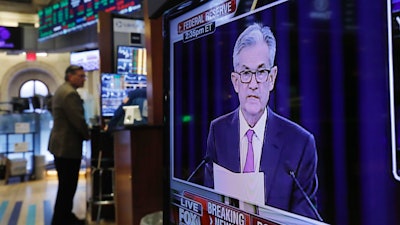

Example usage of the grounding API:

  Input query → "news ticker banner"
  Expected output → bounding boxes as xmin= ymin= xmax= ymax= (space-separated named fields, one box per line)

xmin=169 ymin=0 xmax=237 ymax=43
xmin=171 ymin=191 xmax=280 ymax=225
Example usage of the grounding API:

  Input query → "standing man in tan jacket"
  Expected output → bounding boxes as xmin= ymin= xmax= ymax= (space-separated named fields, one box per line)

xmin=48 ymin=65 xmax=90 ymax=225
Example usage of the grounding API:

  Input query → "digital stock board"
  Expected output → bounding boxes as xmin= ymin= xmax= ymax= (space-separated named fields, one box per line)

xmin=38 ymin=0 xmax=141 ymax=41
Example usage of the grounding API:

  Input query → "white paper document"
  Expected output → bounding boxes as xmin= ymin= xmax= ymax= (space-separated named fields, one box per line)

xmin=213 ymin=163 xmax=265 ymax=207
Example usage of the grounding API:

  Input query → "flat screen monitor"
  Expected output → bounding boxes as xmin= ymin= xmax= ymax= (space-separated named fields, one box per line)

xmin=0 ymin=26 xmax=22 ymax=50
xmin=162 ymin=0 xmax=400 ymax=224
xmin=100 ymin=72 xmax=147 ymax=117
xmin=11 ymin=97 xmax=30 ymax=113
xmin=116 ymin=45 xmax=147 ymax=75
xmin=70 ymin=49 xmax=100 ymax=72
xmin=164 ymin=0 xmax=330 ymax=224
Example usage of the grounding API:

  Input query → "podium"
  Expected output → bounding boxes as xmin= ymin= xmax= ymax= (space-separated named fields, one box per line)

xmin=113 ymin=126 xmax=163 ymax=225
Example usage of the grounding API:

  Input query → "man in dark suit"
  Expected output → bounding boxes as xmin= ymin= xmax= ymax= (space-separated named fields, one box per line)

xmin=204 ymin=23 xmax=319 ymax=220
xmin=48 ymin=65 xmax=90 ymax=225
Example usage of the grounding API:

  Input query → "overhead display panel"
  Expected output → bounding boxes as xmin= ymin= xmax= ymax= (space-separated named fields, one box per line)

xmin=38 ymin=0 xmax=141 ymax=41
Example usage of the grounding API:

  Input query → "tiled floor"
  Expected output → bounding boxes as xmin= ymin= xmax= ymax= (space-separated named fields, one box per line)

xmin=0 ymin=172 xmax=115 ymax=225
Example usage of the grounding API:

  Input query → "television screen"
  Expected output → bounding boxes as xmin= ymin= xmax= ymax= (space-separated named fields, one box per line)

xmin=163 ymin=0 xmax=400 ymax=224
xmin=116 ymin=45 xmax=147 ymax=75
xmin=164 ymin=0 xmax=331 ymax=224
xmin=70 ymin=49 xmax=100 ymax=71
xmin=0 ymin=26 xmax=22 ymax=50
xmin=101 ymin=73 xmax=147 ymax=117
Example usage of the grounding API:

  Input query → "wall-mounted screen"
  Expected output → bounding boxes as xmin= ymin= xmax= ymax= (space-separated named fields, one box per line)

xmin=165 ymin=0 xmax=325 ymax=223
xmin=70 ymin=49 xmax=100 ymax=71
xmin=0 ymin=26 xmax=22 ymax=50
xmin=116 ymin=45 xmax=147 ymax=74
xmin=164 ymin=0 xmax=332 ymax=224
xmin=163 ymin=0 xmax=400 ymax=224
xmin=38 ymin=0 xmax=142 ymax=41
xmin=101 ymin=73 xmax=146 ymax=117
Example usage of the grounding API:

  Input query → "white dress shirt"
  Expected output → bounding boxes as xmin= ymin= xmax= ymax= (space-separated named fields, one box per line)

xmin=239 ymin=108 xmax=267 ymax=173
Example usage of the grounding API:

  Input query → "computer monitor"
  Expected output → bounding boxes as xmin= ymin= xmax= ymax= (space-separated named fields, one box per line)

xmin=100 ymin=73 xmax=147 ymax=117
xmin=70 ymin=49 xmax=100 ymax=72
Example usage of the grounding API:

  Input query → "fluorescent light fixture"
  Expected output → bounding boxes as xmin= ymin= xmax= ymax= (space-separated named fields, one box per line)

xmin=36 ymin=52 xmax=48 ymax=57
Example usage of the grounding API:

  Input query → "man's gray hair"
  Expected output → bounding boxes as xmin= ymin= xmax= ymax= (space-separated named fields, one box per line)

xmin=232 ymin=23 xmax=276 ymax=71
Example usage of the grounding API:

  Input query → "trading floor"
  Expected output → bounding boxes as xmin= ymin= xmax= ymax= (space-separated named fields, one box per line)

xmin=0 ymin=172 xmax=114 ymax=225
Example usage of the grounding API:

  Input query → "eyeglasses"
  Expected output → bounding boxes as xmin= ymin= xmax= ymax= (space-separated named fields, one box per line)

xmin=234 ymin=68 xmax=271 ymax=83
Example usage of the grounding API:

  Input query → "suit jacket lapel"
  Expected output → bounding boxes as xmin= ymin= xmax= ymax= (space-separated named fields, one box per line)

xmin=216 ymin=108 xmax=241 ymax=173
xmin=260 ymin=107 xmax=283 ymax=201
xmin=227 ymin=109 xmax=241 ymax=172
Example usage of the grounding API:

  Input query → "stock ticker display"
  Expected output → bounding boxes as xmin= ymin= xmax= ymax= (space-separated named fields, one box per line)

xmin=38 ymin=0 xmax=140 ymax=41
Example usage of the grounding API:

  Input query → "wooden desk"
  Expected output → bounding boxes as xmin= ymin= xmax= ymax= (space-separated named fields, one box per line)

xmin=113 ymin=126 xmax=163 ymax=225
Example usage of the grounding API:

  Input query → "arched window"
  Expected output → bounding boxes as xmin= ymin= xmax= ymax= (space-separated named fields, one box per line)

xmin=18 ymin=80 xmax=50 ymax=112
xmin=19 ymin=80 xmax=49 ymax=98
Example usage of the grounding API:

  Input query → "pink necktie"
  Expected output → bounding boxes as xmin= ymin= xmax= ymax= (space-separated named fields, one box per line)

xmin=243 ymin=129 xmax=255 ymax=173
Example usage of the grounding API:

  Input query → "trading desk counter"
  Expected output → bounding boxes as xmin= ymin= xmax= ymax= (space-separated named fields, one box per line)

xmin=113 ymin=125 xmax=163 ymax=225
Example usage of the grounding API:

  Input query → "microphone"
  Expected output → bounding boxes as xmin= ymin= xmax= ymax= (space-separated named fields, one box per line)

xmin=288 ymin=170 xmax=323 ymax=222
xmin=187 ymin=156 xmax=211 ymax=182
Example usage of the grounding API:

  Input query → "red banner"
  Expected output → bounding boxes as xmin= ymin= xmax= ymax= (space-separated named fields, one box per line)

xmin=170 ymin=191 xmax=280 ymax=225
xmin=177 ymin=0 xmax=237 ymax=34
